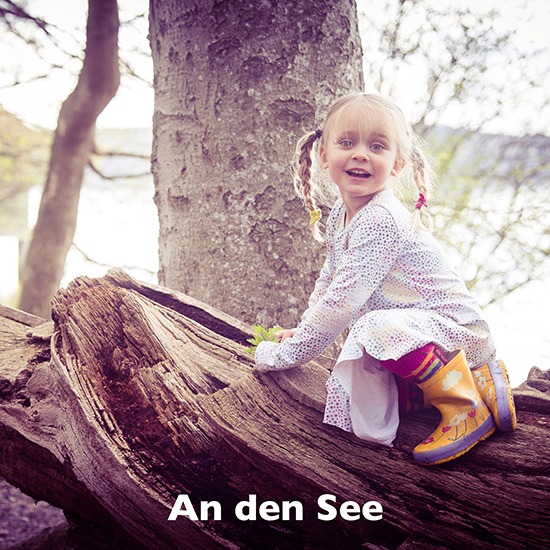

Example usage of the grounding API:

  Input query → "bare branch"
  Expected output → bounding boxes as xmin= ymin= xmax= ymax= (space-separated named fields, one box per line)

xmin=70 ymin=243 xmax=155 ymax=276
xmin=87 ymin=157 xmax=151 ymax=180
xmin=0 ymin=0 xmax=52 ymax=36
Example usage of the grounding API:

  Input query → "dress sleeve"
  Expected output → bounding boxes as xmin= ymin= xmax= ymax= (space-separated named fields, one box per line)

xmin=255 ymin=205 xmax=405 ymax=371
xmin=300 ymin=257 xmax=333 ymax=320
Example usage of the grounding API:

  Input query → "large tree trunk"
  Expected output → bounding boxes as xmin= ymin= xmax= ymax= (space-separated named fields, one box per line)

xmin=1 ymin=270 xmax=548 ymax=549
xmin=149 ymin=0 xmax=364 ymax=327
xmin=19 ymin=0 xmax=120 ymax=318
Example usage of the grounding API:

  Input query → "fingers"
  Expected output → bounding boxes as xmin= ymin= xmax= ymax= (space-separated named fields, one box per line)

xmin=276 ymin=329 xmax=296 ymax=342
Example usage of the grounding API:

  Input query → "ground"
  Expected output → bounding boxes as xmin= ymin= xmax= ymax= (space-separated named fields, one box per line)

xmin=0 ymin=478 xmax=66 ymax=549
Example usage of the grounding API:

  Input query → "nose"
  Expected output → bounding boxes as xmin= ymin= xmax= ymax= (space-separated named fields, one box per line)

xmin=352 ymin=144 xmax=369 ymax=161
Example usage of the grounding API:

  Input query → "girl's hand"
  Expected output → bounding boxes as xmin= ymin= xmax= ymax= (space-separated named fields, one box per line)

xmin=246 ymin=324 xmax=283 ymax=356
xmin=276 ymin=329 xmax=296 ymax=342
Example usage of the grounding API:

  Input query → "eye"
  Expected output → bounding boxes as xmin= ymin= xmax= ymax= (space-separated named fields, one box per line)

xmin=370 ymin=143 xmax=385 ymax=152
xmin=338 ymin=138 xmax=354 ymax=148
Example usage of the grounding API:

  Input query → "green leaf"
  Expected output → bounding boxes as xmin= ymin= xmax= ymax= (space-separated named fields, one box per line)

xmin=246 ymin=324 xmax=284 ymax=356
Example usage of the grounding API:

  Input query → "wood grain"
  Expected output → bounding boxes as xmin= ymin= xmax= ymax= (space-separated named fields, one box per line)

xmin=1 ymin=269 xmax=548 ymax=549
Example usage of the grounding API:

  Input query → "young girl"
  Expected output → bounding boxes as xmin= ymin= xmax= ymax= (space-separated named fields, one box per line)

xmin=254 ymin=92 xmax=516 ymax=466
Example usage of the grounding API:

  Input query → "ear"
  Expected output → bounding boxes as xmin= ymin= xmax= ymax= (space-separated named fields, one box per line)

xmin=319 ymin=145 xmax=329 ymax=169
xmin=391 ymin=158 xmax=406 ymax=176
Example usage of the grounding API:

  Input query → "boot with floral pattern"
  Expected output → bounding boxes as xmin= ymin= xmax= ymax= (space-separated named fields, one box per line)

xmin=472 ymin=360 xmax=517 ymax=432
xmin=398 ymin=358 xmax=517 ymax=435
xmin=412 ymin=349 xmax=496 ymax=466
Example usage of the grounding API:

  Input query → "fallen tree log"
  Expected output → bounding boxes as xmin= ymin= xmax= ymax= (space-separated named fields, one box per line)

xmin=0 ymin=269 xmax=548 ymax=549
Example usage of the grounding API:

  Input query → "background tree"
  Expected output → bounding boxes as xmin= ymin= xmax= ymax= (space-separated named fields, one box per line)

xmin=431 ymin=131 xmax=550 ymax=306
xmin=149 ymin=0 xmax=364 ymax=328
xmin=17 ymin=0 xmax=120 ymax=318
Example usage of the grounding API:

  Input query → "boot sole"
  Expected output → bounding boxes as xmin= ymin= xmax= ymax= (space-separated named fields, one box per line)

xmin=487 ymin=360 xmax=517 ymax=432
xmin=413 ymin=416 xmax=496 ymax=466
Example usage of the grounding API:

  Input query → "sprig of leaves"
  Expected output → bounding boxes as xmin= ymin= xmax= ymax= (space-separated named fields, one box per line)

xmin=246 ymin=324 xmax=283 ymax=356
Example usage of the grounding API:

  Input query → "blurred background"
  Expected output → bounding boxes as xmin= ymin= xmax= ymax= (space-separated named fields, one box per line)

xmin=0 ymin=0 xmax=548 ymax=387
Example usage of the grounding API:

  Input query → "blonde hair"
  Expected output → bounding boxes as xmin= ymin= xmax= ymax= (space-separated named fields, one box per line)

xmin=293 ymin=92 xmax=434 ymax=241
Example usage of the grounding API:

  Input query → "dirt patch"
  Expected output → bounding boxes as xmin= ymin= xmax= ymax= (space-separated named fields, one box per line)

xmin=0 ymin=478 xmax=66 ymax=549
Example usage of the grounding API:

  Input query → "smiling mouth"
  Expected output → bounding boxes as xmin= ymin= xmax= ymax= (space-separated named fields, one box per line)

xmin=346 ymin=169 xmax=371 ymax=178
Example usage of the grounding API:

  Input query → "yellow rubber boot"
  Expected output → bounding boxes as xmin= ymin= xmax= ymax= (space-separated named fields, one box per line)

xmin=472 ymin=360 xmax=517 ymax=432
xmin=413 ymin=349 xmax=496 ymax=466
xmin=399 ymin=359 xmax=517 ymax=433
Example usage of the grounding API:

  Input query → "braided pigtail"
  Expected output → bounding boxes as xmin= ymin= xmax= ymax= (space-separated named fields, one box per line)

xmin=293 ymin=129 xmax=325 ymax=242
xmin=410 ymin=142 xmax=434 ymax=231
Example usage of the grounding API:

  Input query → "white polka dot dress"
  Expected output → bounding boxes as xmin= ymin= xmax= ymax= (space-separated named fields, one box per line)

xmin=255 ymin=189 xmax=495 ymax=445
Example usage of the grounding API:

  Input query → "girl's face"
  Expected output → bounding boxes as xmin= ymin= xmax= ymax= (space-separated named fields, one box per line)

xmin=319 ymin=106 xmax=404 ymax=212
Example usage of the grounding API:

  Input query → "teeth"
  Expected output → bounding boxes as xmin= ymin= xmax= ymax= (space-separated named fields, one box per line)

xmin=347 ymin=170 xmax=370 ymax=177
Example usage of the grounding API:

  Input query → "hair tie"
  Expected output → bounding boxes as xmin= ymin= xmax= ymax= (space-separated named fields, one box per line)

xmin=309 ymin=208 xmax=322 ymax=226
xmin=315 ymin=129 xmax=323 ymax=140
xmin=415 ymin=193 xmax=428 ymax=210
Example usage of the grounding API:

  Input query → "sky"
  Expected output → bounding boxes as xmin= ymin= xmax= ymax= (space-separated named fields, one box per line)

xmin=0 ymin=0 xmax=549 ymax=385
xmin=357 ymin=0 xmax=550 ymax=135
xmin=0 ymin=0 xmax=548 ymax=130
xmin=0 ymin=0 xmax=153 ymax=129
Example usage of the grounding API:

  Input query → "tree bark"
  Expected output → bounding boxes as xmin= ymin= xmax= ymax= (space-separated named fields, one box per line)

xmin=1 ymin=270 xmax=549 ymax=549
xmin=19 ymin=0 xmax=120 ymax=318
xmin=148 ymin=0 xmax=364 ymax=327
